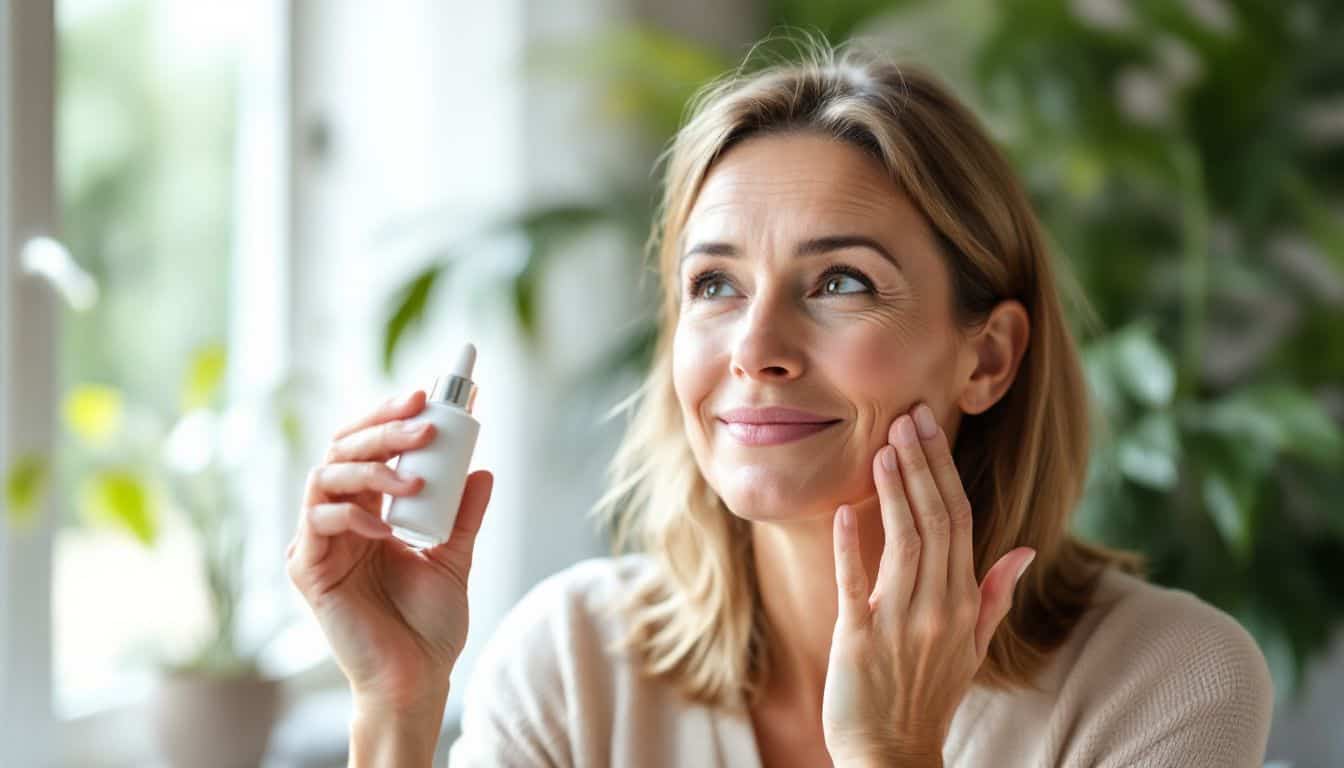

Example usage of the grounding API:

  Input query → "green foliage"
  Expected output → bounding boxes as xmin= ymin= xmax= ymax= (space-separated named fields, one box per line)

xmin=12 ymin=0 xmax=257 ymax=677
xmin=380 ymin=201 xmax=634 ymax=371
xmin=4 ymin=339 xmax=304 ymax=675
xmin=382 ymin=0 xmax=1344 ymax=701
xmin=383 ymin=265 xmax=444 ymax=373
xmin=976 ymin=0 xmax=1344 ymax=701
xmin=78 ymin=469 xmax=158 ymax=546
xmin=4 ymin=453 xmax=50 ymax=529
xmin=182 ymin=342 xmax=228 ymax=411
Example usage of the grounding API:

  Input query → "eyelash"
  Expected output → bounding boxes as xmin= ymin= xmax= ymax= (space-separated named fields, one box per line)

xmin=685 ymin=263 xmax=876 ymax=299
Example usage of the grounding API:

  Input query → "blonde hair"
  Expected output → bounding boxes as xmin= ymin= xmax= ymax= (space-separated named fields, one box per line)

xmin=595 ymin=35 xmax=1145 ymax=707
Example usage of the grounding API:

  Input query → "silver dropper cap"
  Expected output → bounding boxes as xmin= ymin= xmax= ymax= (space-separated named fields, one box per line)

xmin=428 ymin=343 xmax=477 ymax=412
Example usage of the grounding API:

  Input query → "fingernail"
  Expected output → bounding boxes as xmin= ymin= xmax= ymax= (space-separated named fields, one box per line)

xmin=1015 ymin=551 xmax=1037 ymax=584
xmin=881 ymin=444 xmax=898 ymax=471
xmin=894 ymin=415 xmax=918 ymax=447
xmin=840 ymin=505 xmax=854 ymax=531
xmin=398 ymin=421 xmax=425 ymax=435
xmin=914 ymin=404 xmax=938 ymax=440
xmin=398 ymin=471 xmax=421 ymax=486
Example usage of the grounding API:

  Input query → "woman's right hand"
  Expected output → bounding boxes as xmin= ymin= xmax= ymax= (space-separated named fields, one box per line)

xmin=286 ymin=389 xmax=494 ymax=717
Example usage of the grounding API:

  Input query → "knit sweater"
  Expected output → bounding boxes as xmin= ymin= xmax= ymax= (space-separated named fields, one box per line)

xmin=447 ymin=554 xmax=1274 ymax=767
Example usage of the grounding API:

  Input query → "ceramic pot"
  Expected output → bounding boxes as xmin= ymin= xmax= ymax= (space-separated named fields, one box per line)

xmin=153 ymin=667 xmax=282 ymax=768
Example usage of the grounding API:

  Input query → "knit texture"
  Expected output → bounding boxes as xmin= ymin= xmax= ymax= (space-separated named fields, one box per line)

xmin=447 ymin=555 xmax=1273 ymax=767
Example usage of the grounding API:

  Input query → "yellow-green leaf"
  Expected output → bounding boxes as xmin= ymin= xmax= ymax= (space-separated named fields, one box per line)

xmin=279 ymin=406 xmax=303 ymax=457
xmin=183 ymin=342 xmax=227 ymax=410
xmin=63 ymin=385 xmax=124 ymax=445
xmin=5 ymin=453 xmax=50 ymax=528
xmin=78 ymin=469 xmax=158 ymax=546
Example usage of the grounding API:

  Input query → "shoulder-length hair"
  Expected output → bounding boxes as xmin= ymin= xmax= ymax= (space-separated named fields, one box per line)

xmin=595 ymin=35 xmax=1144 ymax=708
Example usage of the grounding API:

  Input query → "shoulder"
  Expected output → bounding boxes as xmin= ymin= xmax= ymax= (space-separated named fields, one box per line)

xmin=449 ymin=555 xmax=655 ymax=767
xmin=511 ymin=553 xmax=656 ymax=622
xmin=474 ymin=552 xmax=654 ymax=678
xmin=1052 ymin=567 xmax=1275 ymax=766
xmin=489 ymin=553 xmax=654 ymax=656
xmin=1077 ymin=568 xmax=1272 ymax=694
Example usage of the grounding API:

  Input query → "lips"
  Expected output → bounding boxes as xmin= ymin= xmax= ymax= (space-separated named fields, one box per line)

xmin=717 ymin=406 xmax=842 ymax=446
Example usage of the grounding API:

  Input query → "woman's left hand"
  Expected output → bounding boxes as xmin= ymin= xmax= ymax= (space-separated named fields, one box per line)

xmin=821 ymin=403 xmax=1037 ymax=767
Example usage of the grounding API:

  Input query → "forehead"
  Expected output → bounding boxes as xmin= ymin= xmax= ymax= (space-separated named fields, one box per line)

xmin=683 ymin=132 xmax=914 ymax=241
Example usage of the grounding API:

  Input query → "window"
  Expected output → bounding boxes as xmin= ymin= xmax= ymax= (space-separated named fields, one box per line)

xmin=5 ymin=2 xmax=613 ymax=763
xmin=52 ymin=0 xmax=248 ymax=716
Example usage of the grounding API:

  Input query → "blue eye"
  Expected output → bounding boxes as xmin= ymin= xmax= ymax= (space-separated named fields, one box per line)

xmin=686 ymin=264 xmax=874 ymax=300
xmin=687 ymin=269 xmax=741 ymax=299
xmin=822 ymin=274 xmax=866 ymax=294
xmin=818 ymin=265 xmax=874 ymax=296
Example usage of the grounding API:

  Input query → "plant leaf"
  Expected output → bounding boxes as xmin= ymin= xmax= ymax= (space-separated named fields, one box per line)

xmin=1197 ymin=435 xmax=1265 ymax=562
xmin=1283 ymin=173 xmax=1344 ymax=276
xmin=1114 ymin=325 xmax=1176 ymax=408
xmin=1203 ymin=468 xmax=1252 ymax=561
xmin=78 ymin=469 xmax=158 ymax=546
xmin=1117 ymin=411 xmax=1180 ymax=491
xmin=1248 ymin=386 xmax=1344 ymax=466
xmin=182 ymin=342 xmax=228 ymax=411
xmin=62 ymin=384 xmax=124 ymax=446
xmin=513 ymin=204 xmax=613 ymax=251
xmin=4 ymin=453 xmax=50 ymax=528
xmin=382 ymin=264 xmax=443 ymax=373
xmin=1195 ymin=385 xmax=1344 ymax=467
xmin=512 ymin=263 xmax=539 ymax=339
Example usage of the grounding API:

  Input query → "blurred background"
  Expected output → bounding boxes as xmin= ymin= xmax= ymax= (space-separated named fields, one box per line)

xmin=1 ymin=0 xmax=1341 ymax=766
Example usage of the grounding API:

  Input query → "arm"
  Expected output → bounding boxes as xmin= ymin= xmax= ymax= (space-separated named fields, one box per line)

xmin=350 ymin=691 xmax=450 ymax=768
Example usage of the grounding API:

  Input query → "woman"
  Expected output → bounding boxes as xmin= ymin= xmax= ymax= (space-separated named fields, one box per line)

xmin=287 ymin=41 xmax=1274 ymax=767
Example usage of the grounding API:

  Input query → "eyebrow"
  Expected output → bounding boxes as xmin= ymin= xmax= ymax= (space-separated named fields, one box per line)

xmin=679 ymin=234 xmax=901 ymax=271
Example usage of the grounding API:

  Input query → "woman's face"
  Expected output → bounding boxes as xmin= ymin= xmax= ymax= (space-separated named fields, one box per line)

xmin=672 ymin=132 xmax=972 ymax=523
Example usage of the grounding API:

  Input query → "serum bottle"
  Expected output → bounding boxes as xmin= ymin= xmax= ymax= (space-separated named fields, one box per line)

xmin=385 ymin=343 xmax=481 ymax=549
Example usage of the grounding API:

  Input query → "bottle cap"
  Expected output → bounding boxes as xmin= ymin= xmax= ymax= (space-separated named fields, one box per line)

xmin=428 ymin=342 xmax=477 ymax=411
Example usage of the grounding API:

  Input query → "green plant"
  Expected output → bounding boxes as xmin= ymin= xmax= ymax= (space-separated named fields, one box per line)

xmin=380 ymin=0 xmax=1344 ymax=703
xmin=5 ymin=343 xmax=303 ymax=675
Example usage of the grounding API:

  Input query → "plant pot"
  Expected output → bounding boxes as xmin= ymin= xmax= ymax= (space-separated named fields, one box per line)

xmin=152 ymin=666 xmax=282 ymax=768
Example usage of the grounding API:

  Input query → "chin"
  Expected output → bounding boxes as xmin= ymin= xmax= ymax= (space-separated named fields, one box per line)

xmin=713 ymin=464 xmax=840 ymax=523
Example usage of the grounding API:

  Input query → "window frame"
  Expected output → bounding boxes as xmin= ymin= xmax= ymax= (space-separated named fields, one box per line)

xmin=1 ymin=1 xmax=59 ymax=766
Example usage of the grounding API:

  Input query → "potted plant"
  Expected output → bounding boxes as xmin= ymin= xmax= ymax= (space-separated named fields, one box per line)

xmin=5 ymin=341 xmax=303 ymax=767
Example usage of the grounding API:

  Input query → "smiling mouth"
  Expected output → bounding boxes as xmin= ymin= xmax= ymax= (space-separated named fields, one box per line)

xmin=718 ymin=419 xmax=842 ymax=446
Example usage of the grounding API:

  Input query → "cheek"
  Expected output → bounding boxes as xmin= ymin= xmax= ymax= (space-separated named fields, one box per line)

xmin=825 ymin=320 xmax=950 ymax=440
xmin=827 ymin=323 xmax=923 ymax=403
xmin=671 ymin=320 xmax=719 ymax=421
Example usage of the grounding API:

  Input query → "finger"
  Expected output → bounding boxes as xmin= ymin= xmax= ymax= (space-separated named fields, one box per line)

xmin=312 ymin=462 xmax=424 ymax=498
xmin=832 ymin=504 xmax=871 ymax=630
xmin=326 ymin=419 xmax=437 ymax=463
xmin=890 ymin=413 xmax=948 ymax=610
xmin=292 ymin=469 xmax=338 ymax=571
xmin=331 ymin=390 xmax=427 ymax=441
xmin=974 ymin=548 xmax=1036 ymax=661
xmin=913 ymin=404 xmax=976 ymax=595
xmin=308 ymin=502 xmax=395 ymax=539
xmin=289 ymin=507 xmax=329 ymax=572
xmin=872 ymin=444 xmax=919 ymax=614
xmin=289 ymin=499 xmax=392 ymax=572
xmin=428 ymin=470 xmax=495 ymax=571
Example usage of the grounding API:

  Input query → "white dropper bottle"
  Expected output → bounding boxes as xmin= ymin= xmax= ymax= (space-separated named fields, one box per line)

xmin=384 ymin=343 xmax=481 ymax=549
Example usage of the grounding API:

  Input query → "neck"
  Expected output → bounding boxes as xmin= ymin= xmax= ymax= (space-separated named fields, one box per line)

xmin=750 ymin=493 xmax=884 ymax=714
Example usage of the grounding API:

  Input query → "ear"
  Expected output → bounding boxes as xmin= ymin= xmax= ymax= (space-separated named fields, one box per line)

xmin=956 ymin=300 xmax=1029 ymax=416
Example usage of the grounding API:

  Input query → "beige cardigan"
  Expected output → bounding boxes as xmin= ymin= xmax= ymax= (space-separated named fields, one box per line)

xmin=447 ymin=555 xmax=1274 ymax=767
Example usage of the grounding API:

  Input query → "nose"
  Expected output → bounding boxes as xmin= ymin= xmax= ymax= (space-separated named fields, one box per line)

xmin=730 ymin=291 xmax=805 ymax=382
